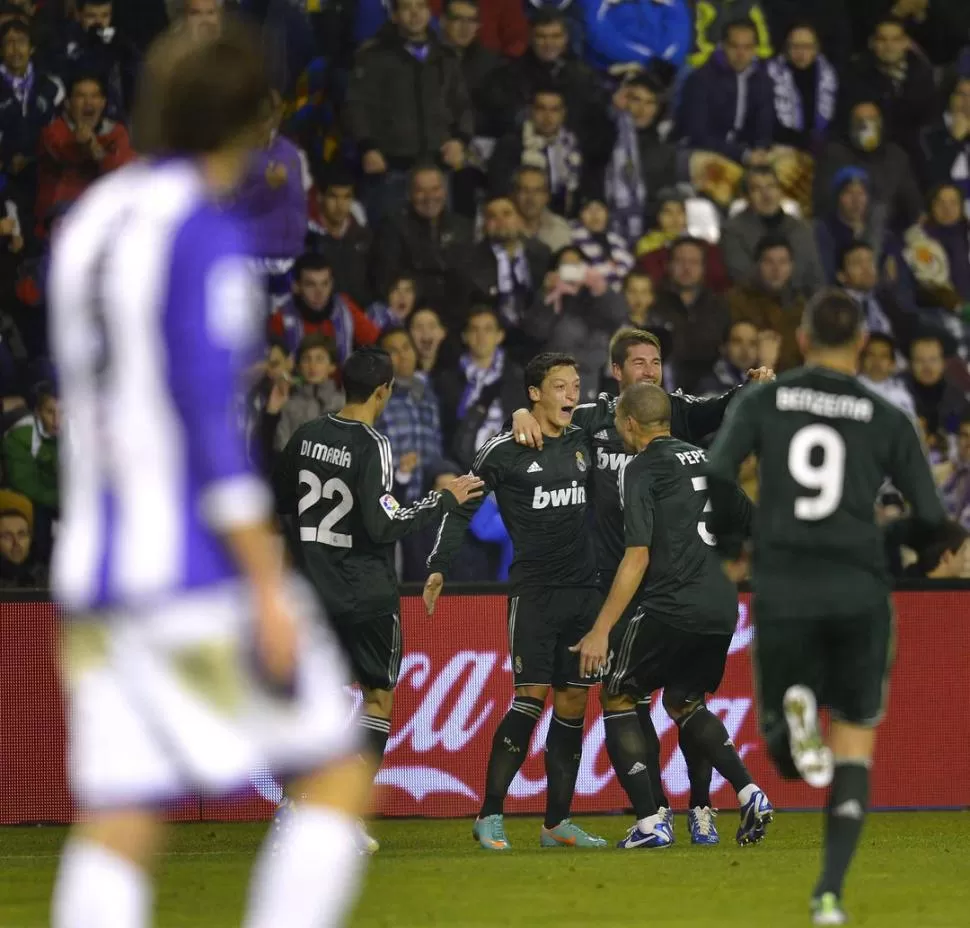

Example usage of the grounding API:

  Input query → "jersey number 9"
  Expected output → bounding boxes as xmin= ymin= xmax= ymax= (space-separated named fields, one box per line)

xmin=787 ymin=424 xmax=846 ymax=521
xmin=298 ymin=470 xmax=353 ymax=548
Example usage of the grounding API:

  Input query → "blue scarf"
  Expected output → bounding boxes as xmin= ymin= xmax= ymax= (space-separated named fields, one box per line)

xmin=457 ymin=348 xmax=506 ymax=418
xmin=767 ymin=54 xmax=838 ymax=140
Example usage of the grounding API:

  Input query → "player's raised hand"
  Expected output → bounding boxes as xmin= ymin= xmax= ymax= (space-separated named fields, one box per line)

xmin=746 ymin=365 xmax=776 ymax=384
xmin=722 ymin=552 xmax=750 ymax=584
xmin=512 ymin=407 xmax=543 ymax=450
xmin=569 ymin=625 xmax=610 ymax=679
xmin=442 ymin=474 xmax=485 ymax=505
xmin=423 ymin=572 xmax=444 ymax=616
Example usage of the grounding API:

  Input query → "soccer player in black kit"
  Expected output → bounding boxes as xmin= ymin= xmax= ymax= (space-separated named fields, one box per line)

xmin=424 ymin=353 xmax=613 ymax=851
xmin=513 ymin=327 xmax=774 ymax=844
xmin=275 ymin=347 xmax=483 ymax=852
xmin=571 ymin=383 xmax=775 ymax=849
xmin=705 ymin=292 xmax=947 ymax=926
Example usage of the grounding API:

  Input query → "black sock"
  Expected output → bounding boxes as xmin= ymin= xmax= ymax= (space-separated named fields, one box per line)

xmin=635 ymin=698 xmax=670 ymax=809
xmin=816 ymin=761 xmax=870 ymax=899
xmin=677 ymin=705 xmax=753 ymax=794
xmin=603 ymin=709 xmax=657 ymax=820
xmin=479 ymin=696 xmax=544 ymax=818
xmin=678 ymin=723 xmax=713 ymax=808
xmin=543 ymin=713 xmax=584 ymax=828
xmin=358 ymin=714 xmax=391 ymax=770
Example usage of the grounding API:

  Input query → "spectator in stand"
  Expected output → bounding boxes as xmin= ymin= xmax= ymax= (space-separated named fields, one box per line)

xmin=761 ymin=1 xmax=852 ymax=71
xmin=345 ymin=0 xmax=472 ymax=224
xmin=0 ymin=294 xmax=27 ymax=394
xmin=920 ymin=76 xmax=970 ymax=198
xmin=579 ymin=0 xmax=691 ymax=76
xmin=523 ymin=245 xmax=629 ymax=400
xmin=0 ymin=507 xmax=45 ymax=589
xmin=169 ymin=0 xmax=223 ymax=40
xmin=270 ymin=334 xmax=346 ymax=453
xmin=695 ymin=319 xmax=761 ymax=395
xmin=648 ymin=236 xmax=732 ymax=392
xmin=604 ymin=71 xmax=686 ymax=245
xmin=814 ymin=167 xmax=898 ymax=284
xmin=305 ymin=167 xmax=373 ymax=308
xmin=464 ymin=195 xmax=550 ymax=360
xmin=634 ymin=187 xmax=731 ymax=292
xmin=376 ymin=326 xmax=444 ymax=503
xmin=0 ymin=20 xmax=64 ymax=200
xmin=232 ymin=89 xmax=310 ymax=307
xmin=489 ymin=86 xmax=583 ymax=219
xmin=58 ymin=0 xmax=138 ymax=119
xmin=941 ymin=415 xmax=970 ymax=531
xmin=370 ymin=163 xmax=473 ymax=326
xmin=34 ymin=72 xmax=133 ymax=237
xmin=240 ymin=337 xmax=292 ymax=467
xmin=888 ymin=0 xmax=970 ymax=67
xmin=268 ymin=253 xmax=380 ymax=363
xmin=766 ymin=22 xmax=839 ymax=154
xmin=842 ymin=17 xmax=936 ymax=166
xmin=727 ymin=234 xmax=806 ymax=370
xmin=570 ymin=197 xmax=634 ymax=291
xmin=903 ymin=332 xmax=970 ymax=434
xmin=435 ymin=304 xmax=525 ymax=469
xmin=857 ymin=331 xmax=917 ymax=417
xmin=677 ymin=18 xmax=775 ymax=167
xmin=689 ymin=1 xmax=773 ymax=69
xmin=722 ymin=165 xmax=825 ymax=293
xmin=431 ymin=0 xmax=528 ymax=56
xmin=495 ymin=11 xmax=609 ymax=143
xmin=439 ymin=0 xmax=505 ymax=139
xmin=368 ymin=274 xmax=417 ymax=329
xmin=511 ymin=165 xmax=572 ymax=254
xmin=838 ymin=241 xmax=919 ymax=344
xmin=814 ymin=98 xmax=923 ymax=230
xmin=2 ymin=381 xmax=57 ymax=559
xmin=918 ymin=184 xmax=970 ymax=303
xmin=408 ymin=306 xmax=447 ymax=374
xmin=621 ymin=269 xmax=655 ymax=330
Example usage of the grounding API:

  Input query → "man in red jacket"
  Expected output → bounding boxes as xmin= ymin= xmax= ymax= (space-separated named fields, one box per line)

xmin=34 ymin=72 xmax=134 ymax=235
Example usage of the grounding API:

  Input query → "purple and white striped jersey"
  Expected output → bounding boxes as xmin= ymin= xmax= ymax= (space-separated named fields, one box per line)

xmin=49 ymin=159 xmax=272 ymax=612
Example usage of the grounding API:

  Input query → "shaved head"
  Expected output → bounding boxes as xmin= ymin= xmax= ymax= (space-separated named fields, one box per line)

xmin=617 ymin=382 xmax=671 ymax=428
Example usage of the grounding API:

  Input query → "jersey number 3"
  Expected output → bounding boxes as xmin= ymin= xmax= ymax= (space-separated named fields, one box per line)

xmin=788 ymin=424 xmax=846 ymax=521
xmin=298 ymin=470 xmax=353 ymax=547
xmin=691 ymin=476 xmax=717 ymax=547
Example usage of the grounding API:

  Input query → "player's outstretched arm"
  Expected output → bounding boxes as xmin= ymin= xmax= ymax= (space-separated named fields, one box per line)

xmin=510 ymin=392 xmax=617 ymax=450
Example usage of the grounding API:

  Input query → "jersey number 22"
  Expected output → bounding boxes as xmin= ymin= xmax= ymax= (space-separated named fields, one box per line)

xmin=298 ymin=470 xmax=353 ymax=547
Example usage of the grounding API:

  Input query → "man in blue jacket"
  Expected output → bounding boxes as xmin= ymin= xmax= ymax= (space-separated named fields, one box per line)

xmin=580 ymin=0 xmax=691 ymax=76
xmin=676 ymin=17 xmax=774 ymax=166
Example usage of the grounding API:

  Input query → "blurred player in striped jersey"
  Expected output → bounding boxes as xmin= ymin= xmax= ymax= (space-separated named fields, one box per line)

xmin=48 ymin=23 xmax=369 ymax=928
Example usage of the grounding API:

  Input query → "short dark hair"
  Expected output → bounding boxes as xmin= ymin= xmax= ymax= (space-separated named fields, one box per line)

xmin=78 ymin=0 xmax=112 ymax=8
xmin=444 ymin=0 xmax=477 ymax=12
xmin=609 ymin=327 xmax=661 ymax=368
xmin=531 ymin=9 xmax=567 ymax=30
xmin=133 ymin=21 xmax=270 ymax=156
xmin=320 ymin=165 xmax=356 ymax=193
xmin=0 ymin=19 xmax=30 ymax=44
xmin=533 ymin=84 xmax=565 ymax=104
xmin=802 ymin=289 xmax=864 ymax=348
xmin=68 ymin=72 xmax=106 ymax=97
xmin=33 ymin=380 xmax=57 ymax=409
xmin=342 ymin=347 xmax=394 ymax=403
xmin=744 ymin=164 xmax=779 ymax=192
xmin=724 ymin=17 xmax=758 ymax=42
xmin=464 ymin=304 xmax=502 ymax=329
xmin=837 ymin=240 xmax=873 ymax=270
xmin=669 ymin=235 xmax=707 ymax=260
xmin=909 ymin=332 xmax=945 ymax=358
xmin=266 ymin=335 xmax=290 ymax=356
xmin=617 ymin=382 xmax=671 ymax=427
xmin=408 ymin=306 xmax=443 ymax=330
xmin=872 ymin=15 xmax=907 ymax=36
xmin=911 ymin=520 xmax=968 ymax=576
xmin=622 ymin=269 xmax=652 ymax=291
xmin=512 ymin=165 xmax=547 ymax=191
xmin=294 ymin=252 xmax=331 ymax=279
xmin=756 ymin=234 xmax=793 ymax=260
xmin=408 ymin=160 xmax=444 ymax=188
xmin=524 ymin=351 xmax=577 ymax=394
xmin=296 ymin=332 xmax=335 ymax=365
xmin=864 ymin=331 xmax=896 ymax=355
xmin=378 ymin=326 xmax=414 ymax=350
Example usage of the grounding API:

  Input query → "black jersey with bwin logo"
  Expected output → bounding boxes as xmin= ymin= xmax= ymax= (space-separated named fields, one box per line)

xmin=275 ymin=414 xmax=458 ymax=623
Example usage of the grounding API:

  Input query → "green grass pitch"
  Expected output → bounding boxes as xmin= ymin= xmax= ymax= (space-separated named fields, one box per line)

xmin=1 ymin=812 xmax=968 ymax=927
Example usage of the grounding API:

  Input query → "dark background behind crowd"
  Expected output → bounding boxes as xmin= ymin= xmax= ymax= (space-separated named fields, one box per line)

xmin=4 ymin=0 xmax=970 ymax=588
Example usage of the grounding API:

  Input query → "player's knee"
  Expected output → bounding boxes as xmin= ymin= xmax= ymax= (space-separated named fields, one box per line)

xmin=553 ymin=685 xmax=588 ymax=718
xmin=291 ymin=752 xmax=373 ymax=818
xmin=662 ymin=687 xmax=702 ymax=722
xmin=600 ymin=689 xmax=635 ymax=713
xmin=361 ymin=686 xmax=394 ymax=718
xmin=75 ymin=809 xmax=165 ymax=870
xmin=515 ymin=684 xmax=549 ymax=703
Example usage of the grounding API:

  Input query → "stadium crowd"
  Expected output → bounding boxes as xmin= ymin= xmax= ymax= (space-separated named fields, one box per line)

xmin=4 ymin=0 xmax=970 ymax=587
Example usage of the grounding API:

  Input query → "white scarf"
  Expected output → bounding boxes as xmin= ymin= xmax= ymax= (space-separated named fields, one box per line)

xmin=767 ymin=54 xmax=838 ymax=135
xmin=492 ymin=243 xmax=531 ymax=325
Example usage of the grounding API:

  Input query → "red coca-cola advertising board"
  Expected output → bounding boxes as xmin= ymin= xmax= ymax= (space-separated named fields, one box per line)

xmin=2 ymin=592 xmax=969 ymax=824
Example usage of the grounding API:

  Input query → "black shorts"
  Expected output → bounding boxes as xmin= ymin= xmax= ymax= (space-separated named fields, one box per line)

xmin=606 ymin=609 xmax=732 ymax=702
xmin=332 ymin=612 xmax=402 ymax=691
xmin=507 ymin=586 xmax=602 ymax=688
xmin=753 ymin=599 xmax=895 ymax=730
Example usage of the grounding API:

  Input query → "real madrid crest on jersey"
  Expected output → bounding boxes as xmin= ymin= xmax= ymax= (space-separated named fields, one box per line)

xmin=575 ymin=451 xmax=587 ymax=473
